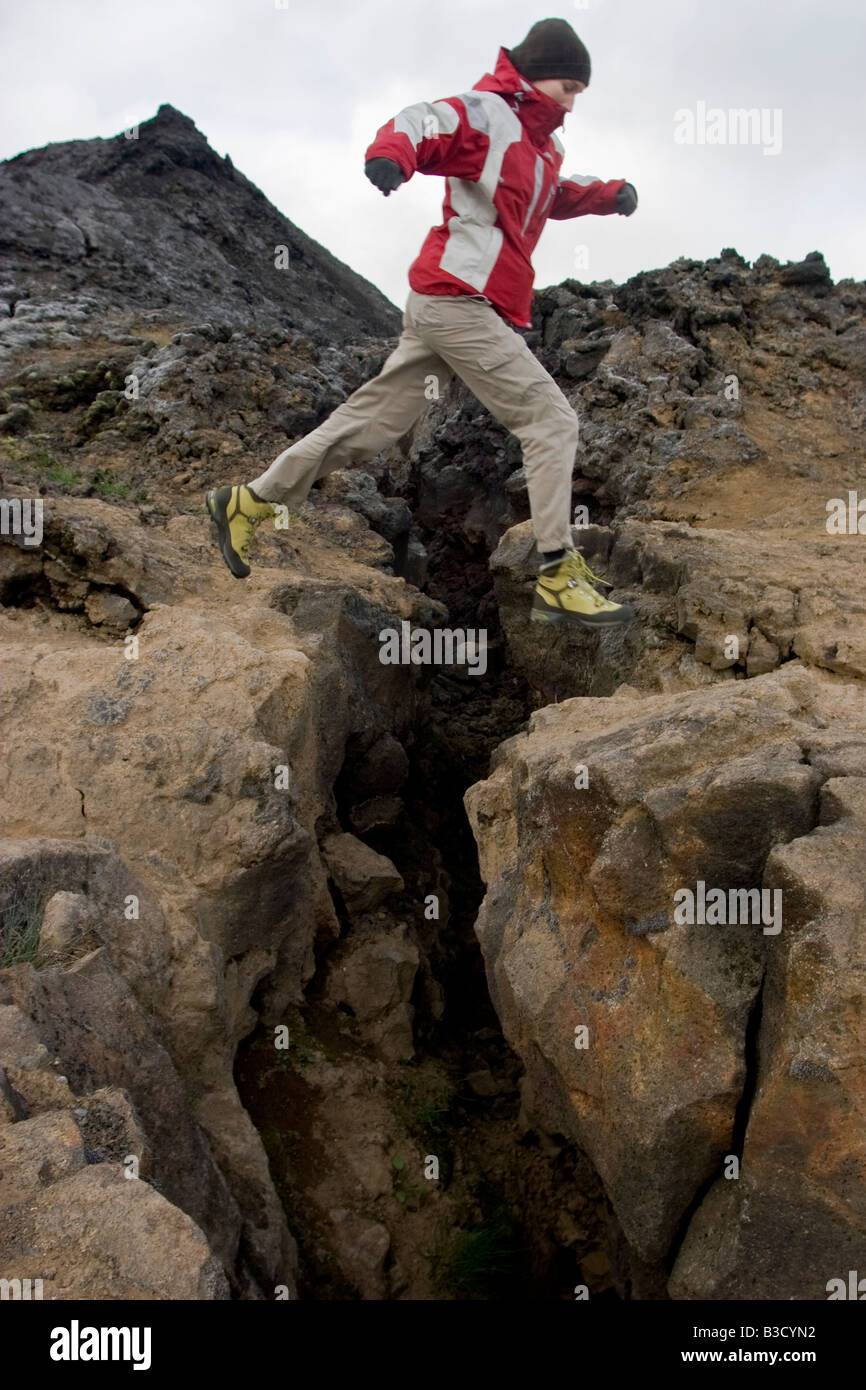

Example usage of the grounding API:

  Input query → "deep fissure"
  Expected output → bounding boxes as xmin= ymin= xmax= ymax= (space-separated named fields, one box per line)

xmin=231 ymin=307 xmax=814 ymax=1298
xmin=233 ymin=421 xmax=639 ymax=1298
xmin=232 ymin=390 xmax=671 ymax=1300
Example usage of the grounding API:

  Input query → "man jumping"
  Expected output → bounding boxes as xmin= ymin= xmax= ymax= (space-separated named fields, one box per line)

xmin=207 ymin=17 xmax=637 ymax=629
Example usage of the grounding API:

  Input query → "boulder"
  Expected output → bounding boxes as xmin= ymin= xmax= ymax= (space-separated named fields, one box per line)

xmin=669 ymin=775 xmax=866 ymax=1298
xmin=38 ymin=891 xmax=97 ymax=961
xmin=0 ymin=1163 xmax=230 ymax=1300
xmin=323 ymin=923 xmax=419 ymax=1061
xmin=321 ymin=833 xmax=404 ymax=916
xmin=328 ymin=1209 xmax=391 ymax=1300
xmin=465 ymin=662 xmax=866 ymax=1286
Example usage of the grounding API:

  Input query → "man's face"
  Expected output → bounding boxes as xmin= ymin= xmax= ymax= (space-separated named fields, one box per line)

xmin=531 ymin=77 xmax=586 ymax=112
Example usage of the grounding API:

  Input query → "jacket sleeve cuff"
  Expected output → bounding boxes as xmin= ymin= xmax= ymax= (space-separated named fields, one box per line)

xmin=364 ymin=136 xmax=416 ymax=181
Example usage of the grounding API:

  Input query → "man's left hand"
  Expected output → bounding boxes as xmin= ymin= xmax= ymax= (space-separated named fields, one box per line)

xmin=616 ymin=183 xmax=638 ymax=216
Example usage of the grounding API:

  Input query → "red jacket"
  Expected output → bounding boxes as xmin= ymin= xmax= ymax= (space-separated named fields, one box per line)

xmin=364 ymin=46 xmax=627 ymax=329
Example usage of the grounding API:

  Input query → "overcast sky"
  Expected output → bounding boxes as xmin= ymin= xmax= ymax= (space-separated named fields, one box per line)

xmin=2 ymin=0 xmax=864 ymax=313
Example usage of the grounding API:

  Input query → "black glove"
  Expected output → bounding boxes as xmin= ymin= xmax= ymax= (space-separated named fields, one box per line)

xmin=365 ymin=157 xmax=407 ymax=196
xmin=616 ymin=182 xmax=638 ymax=216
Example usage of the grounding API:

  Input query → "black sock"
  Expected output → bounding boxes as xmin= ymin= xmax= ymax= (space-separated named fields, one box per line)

xmin=540 ymin=548 xmax=565 ymax=566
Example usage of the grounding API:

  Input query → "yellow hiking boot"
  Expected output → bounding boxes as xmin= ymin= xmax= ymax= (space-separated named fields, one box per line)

xmin=531 ymin=547 xmax=635 ymax=629
xmin=205 ymin=484 xmax=276 ymax=577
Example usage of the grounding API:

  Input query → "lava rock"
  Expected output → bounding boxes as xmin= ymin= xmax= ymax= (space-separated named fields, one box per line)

xmin=321 ymin=832 xmax=405 ymax=915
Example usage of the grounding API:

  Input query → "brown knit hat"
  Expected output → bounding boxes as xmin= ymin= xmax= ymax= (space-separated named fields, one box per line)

xmin=507 ymin=18 xmax=591 ymax=86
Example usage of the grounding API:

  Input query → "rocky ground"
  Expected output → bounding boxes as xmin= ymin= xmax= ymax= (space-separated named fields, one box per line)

xmin=1 ymin=104 xmax=864 ymax=1300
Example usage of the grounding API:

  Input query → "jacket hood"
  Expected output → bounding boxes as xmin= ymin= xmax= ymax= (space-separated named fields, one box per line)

xmin=472 ymin=46 xmax=567 ymax=144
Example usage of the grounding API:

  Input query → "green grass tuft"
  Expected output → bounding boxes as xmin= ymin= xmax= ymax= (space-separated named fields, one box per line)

xmin=92 ymin=470 xmax=129 ymax=498
xmin=0 ymin=887 xmax=51 ymax=968
xmin=45 ymin=464 xmax=80 ymax=485
xmin=430 ymin=1184 xmax=530 ymax=1300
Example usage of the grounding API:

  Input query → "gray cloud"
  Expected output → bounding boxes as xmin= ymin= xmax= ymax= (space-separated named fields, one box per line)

xmin=1 ymin=0 xmax=863 ymax=314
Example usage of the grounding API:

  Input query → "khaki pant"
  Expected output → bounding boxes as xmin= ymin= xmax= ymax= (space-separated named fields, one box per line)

xmin=248 ymin=289 xmax=579 ymax=553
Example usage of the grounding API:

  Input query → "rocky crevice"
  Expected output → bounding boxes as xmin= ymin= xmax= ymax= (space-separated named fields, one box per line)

xmin=729 ymin=968 xmax=766 ymax=1162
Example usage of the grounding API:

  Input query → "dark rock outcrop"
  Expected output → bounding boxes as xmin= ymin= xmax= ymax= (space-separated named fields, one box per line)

xmin=0 ymin=103 xmax=401 ymax=357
